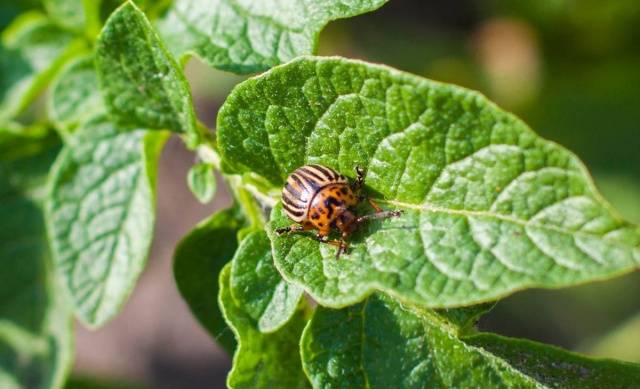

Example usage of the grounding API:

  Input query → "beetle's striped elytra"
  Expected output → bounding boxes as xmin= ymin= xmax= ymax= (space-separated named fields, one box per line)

xmin=276 ymin=164 xmax=402 ymax=259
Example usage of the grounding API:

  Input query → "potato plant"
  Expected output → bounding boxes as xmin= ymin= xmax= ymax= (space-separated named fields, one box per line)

xmin=1 ymin=1 xmax=639 ymax=388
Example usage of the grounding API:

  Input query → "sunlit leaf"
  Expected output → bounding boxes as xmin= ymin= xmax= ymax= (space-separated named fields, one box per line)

xmin=157 ymin=0 xmax=388 ymax=73
xmin=95 ymin=2 xmax=200 ymax=143
xmin=217 ymin=56 xmax=640 ymax=309
xmin=48 ymin=55 xmax=104 ymax=135
xmin=230 ymin=231 xmax=303 ymax=333
xmin=220 ymin=265 xmax=310 ymax=388
xmin=187 ymin=162 xmax=216 ymax=204
xmin=46 ymin=115 xmax=167 ymax=326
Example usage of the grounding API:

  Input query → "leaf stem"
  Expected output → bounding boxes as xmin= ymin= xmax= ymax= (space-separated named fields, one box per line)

xmin=195 ymin=140 xmax=275 ymax=227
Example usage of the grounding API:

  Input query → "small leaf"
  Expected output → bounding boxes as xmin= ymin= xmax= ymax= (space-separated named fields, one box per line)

xmin=157 ymin=0 xmax=389 ymax=74
xmin=187 ymin=162 xmax=216 ymax=204
xmin=48 ymin=54 xmax=105 ymax=135
xmin=95 ymin=2 xmax=199 ymax=141
xmin=230 ymin=231 xmax=304 ymax=333
xmin=46 ymin=114 xmax=168 ymax=327
xmin=0 ymin=130 xmax=73 ymax=389
xmin=0 ymin=12 xmax=84 ymax=121
xmin=302 ymin=293 xmax=640 ymax=388
xmin=217 ymin=56 xmax=640 ymax=309
xmin=173 ymin=207 xmax=245 ymax=354
xmin=435 ymin=302 xmax=495 ymax=332
xmin=220 ymin=264 xmax=310 ymax=389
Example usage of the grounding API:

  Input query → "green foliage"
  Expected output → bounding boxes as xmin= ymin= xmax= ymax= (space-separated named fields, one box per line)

xmin=220 ymin=265 xmax=310 ymax=388
xmin=48 ymin=55 xmax=104 ymax=135
xmin=217 ymin=56 xmax=640 ymax=310
xmin=43 ymin=0 xmax=86 ymax=32
xmin=46 ymin=115 xmax=167 ymax=326
xmin=173 ymin=207 xmax=245 ymax=354
xmin=157 ymin=0 xmax=389 ymax=74
xmin=187 ymin=162 xmax=217 ymax=203
xmin=230 ymin=231 xmax=303 ymax=333
xmin=303 ymin=293 xmax=640 ymax=388
xmin=95 ymin=2 xmax=199 ymax=140
xmin=0 ymin=130 xmax=72 ymax=389
xmin=2 ymin=1 xmax=640 ymax=387
xmin=0 ymin=12 xmax=83 ymax=121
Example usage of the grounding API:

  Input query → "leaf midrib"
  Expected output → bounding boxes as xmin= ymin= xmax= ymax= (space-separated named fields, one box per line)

xmin=381 ymin=199 xmax=640 ymax=256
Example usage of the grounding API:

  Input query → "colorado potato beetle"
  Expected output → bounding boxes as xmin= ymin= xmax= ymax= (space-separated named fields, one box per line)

xmin=276 ymin=164 xmax=402 ymax=259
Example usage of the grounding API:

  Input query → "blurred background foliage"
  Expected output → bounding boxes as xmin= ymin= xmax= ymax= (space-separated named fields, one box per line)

xmin=2 ymin=0 xmax=639 ymax=386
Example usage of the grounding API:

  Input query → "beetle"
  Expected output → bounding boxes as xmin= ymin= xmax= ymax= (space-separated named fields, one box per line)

xmin=275 ymin=164 xmax=402 ymax=259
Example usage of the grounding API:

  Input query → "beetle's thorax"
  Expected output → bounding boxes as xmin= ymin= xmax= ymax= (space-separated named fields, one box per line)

xmin=334 ymin=209 xmax=357 ymax=234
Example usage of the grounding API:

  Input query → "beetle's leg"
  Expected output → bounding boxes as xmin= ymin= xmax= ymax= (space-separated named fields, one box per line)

xmin=335 ymin=240 xmax=349 ymax=260
xmin=275 ymin=224 xmax=306 ymax=235
xmin=336 ymin=232 xmax=350 ymax=260
xmin=367 ymin=198 xmax=384 ymax=213
xmin=314 ymin=233 xmax=349 ymax=260
xmin=356 ymin=210 xmax=403 ymax=224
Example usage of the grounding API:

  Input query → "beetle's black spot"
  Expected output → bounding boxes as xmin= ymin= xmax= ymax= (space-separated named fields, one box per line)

xmin=324 ymin=196 xmax=341 ymax=207
xmin=326 ymin=205 xmax=333 ymax=218
xmin=340 ymin=187 xmax=348 ymax=195
xmin=324 ymin=196 xmax=342 ymax=218
xmin=318 ymin=222 xmax=324 ymax=227
xmin=311 ymin=213 xmax=320 ymax=220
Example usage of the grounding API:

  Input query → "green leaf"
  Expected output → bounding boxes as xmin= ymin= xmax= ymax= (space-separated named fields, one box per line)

xmin=187 ymin=162 xmax=216 ymax=204
xmin=230 ymin=231 xmax=303 ymax=333
xmin=95 ymin=2 xmax=199 ymax=141
xmin=217 ymin=56 xmax=640 ymax=309
xmin=0 ymin=130 xmax=73 ymax=389
xmin=157 ymin=0 xmax=389 ymax=74
xmin=0 ymin=12 xmax=84 ymax=121
xmin=302 ymin=293 xmax=640 ymax=388
xmin=46 ymin=115 xmax=168 ymax=327
xmin=435 ymin=302 xmax=495 ymax=332
xmin=48 ymin=54 xmax=105 ymax=135
xmin=220 ymin=264 xmax=310 ymax=389
xmin=173 ymin=206 xmax=245 ymax=354
xmin=43 ymin=0 xmax=86 ymax=32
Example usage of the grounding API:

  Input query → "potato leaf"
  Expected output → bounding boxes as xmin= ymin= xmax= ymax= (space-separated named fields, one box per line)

xmin=157 ymin=0 xmax=388 ymax=73
xmin=173 ymin=207 xmax=245 ymax=354
xmin=217 ymin=56 xmax=640 ymax=309
xmin=95 ymin=2 xmax=200 ymax=143
xmin=230 ymin=231 xmax=303 ymax=333
xmin=303 ymin=293 xmax=640 ymax=388
xmin=46 ymin=115 xmax=167 ymax=326
xmin=220 ymin=265 xmax=310 ymax=388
